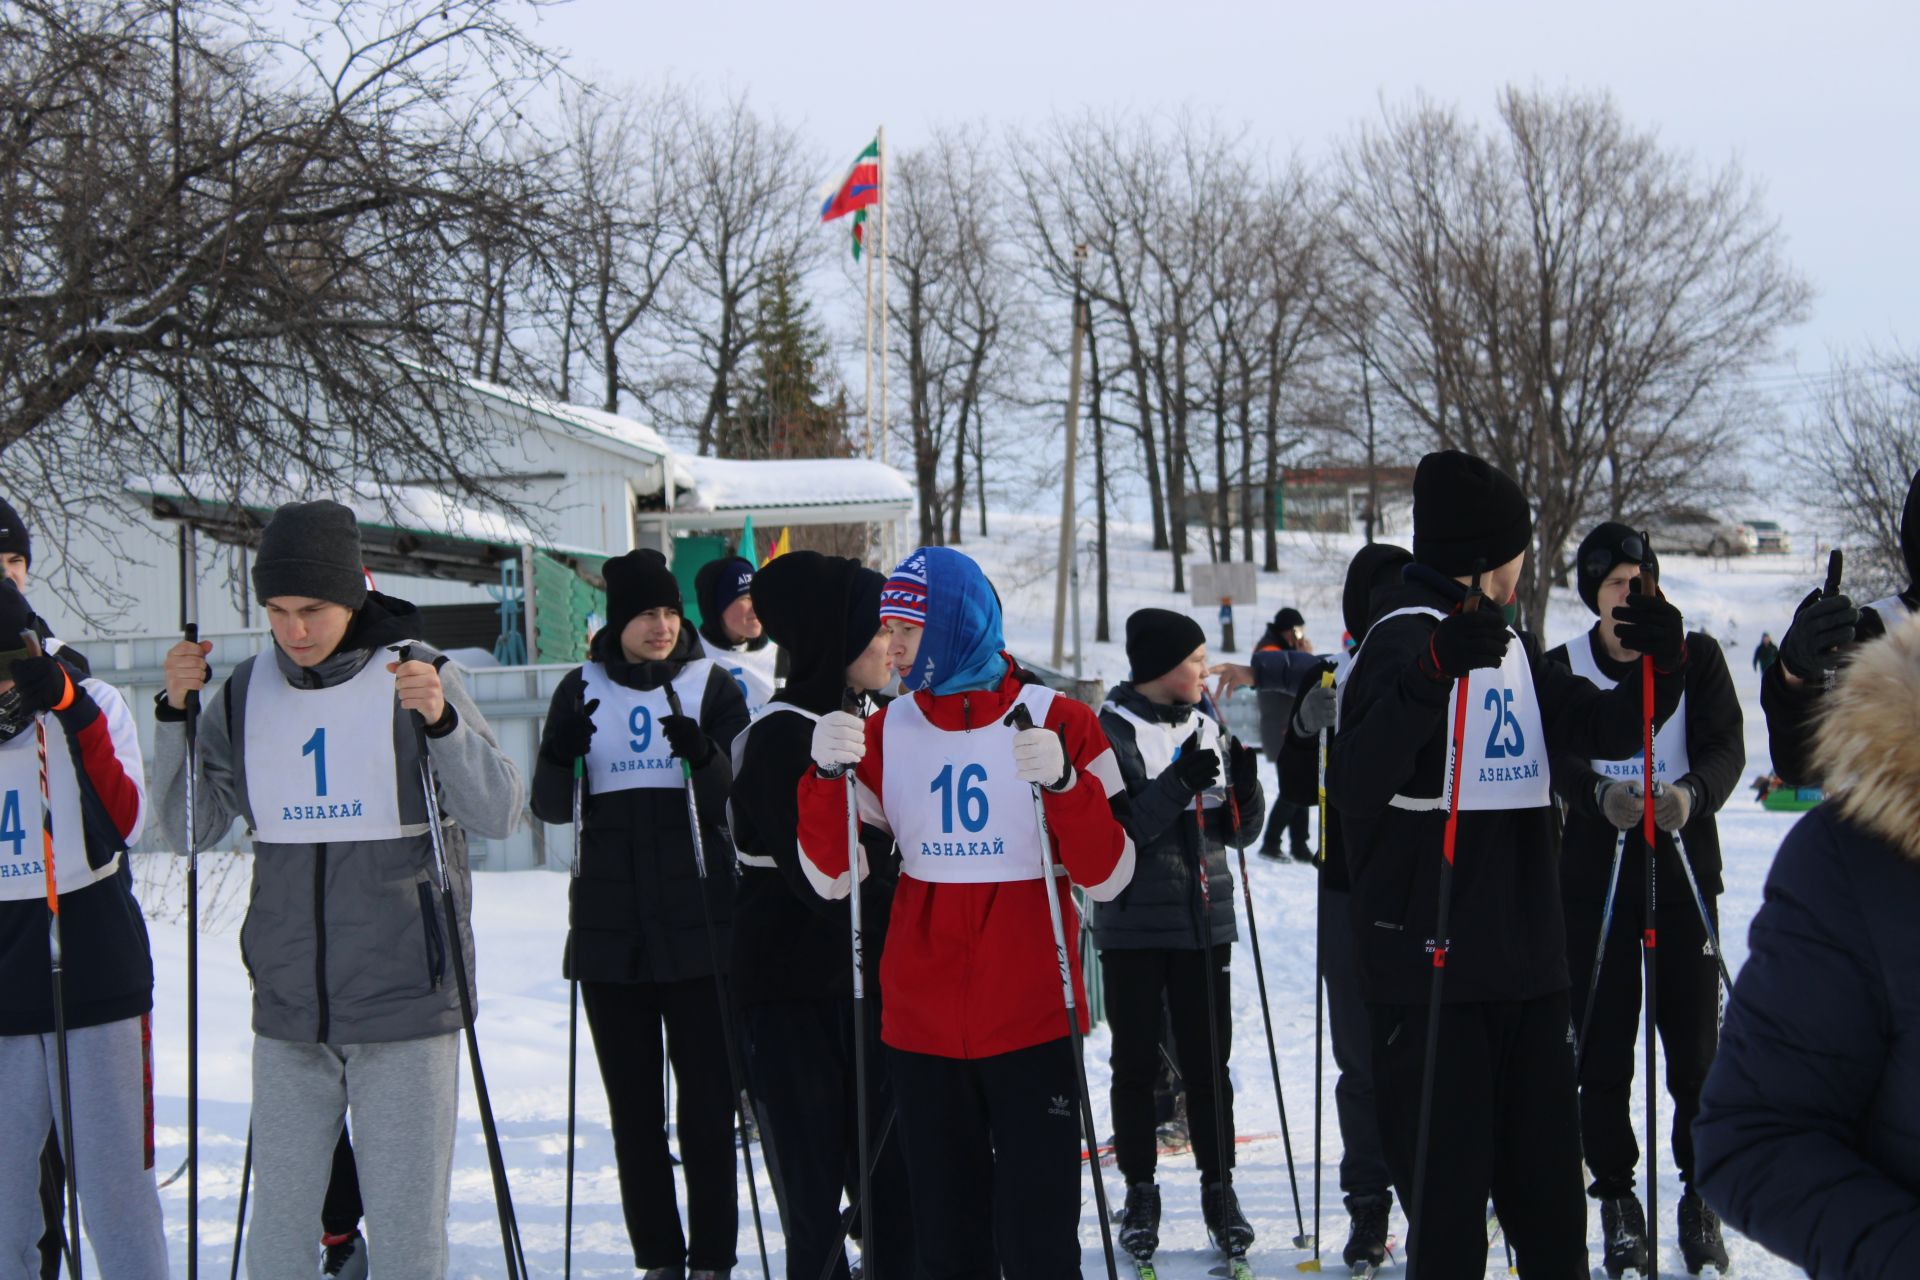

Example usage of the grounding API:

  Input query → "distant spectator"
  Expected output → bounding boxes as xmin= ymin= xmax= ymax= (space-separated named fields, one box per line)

xmin=1253 ymin=607 xmax=1312 ymax=861
xmin=1751 ymin=632 xmax=1778 ymax=673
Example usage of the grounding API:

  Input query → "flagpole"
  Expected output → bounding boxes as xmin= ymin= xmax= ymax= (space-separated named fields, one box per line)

xmin=863 ymin=208 xmax=875 ymax=463
xmin=877 ymin=123 xmax=892 ymax=564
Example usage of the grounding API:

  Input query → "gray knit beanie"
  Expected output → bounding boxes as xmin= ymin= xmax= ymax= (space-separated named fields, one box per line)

xmin=251 ymin=500 xmax=368 ymax=608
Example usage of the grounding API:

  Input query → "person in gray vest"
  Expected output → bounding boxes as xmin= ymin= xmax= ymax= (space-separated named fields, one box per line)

xmin=1546 ymin=522 xmax=1745 ymax=1278
xmin=530 ymin=548 xmax=750 ymax=1280
xmin=154 ymin=499 xmax=524 ymax=1280
xmin=1762 ymin=466 xmax=1920 ymax=785
xmin=1095 ymin=608 xmax=1265 ymax=1263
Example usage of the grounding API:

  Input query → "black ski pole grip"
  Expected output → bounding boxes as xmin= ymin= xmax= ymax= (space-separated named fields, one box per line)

xmin=1463 ymin=557 xmax=1487 ymax=613
xmin=1823 ymin=548 xmax=1844 ymax=598
xmin=183 ymin=622 xmax=201 ymax=719
xmin=841 ymin=686 xmax=863 ymax=718
xmin=1005 ymin=704 xmax=1034 ymax=731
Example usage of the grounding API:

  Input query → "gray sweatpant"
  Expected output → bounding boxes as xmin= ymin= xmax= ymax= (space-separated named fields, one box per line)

xmin=249 ymin=1032 xmax=460 ymax=1280
xmin=0 ymin=1016 xmax=169 ymax=1278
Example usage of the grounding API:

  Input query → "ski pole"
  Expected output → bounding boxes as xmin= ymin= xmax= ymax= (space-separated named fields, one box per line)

xmin=1635 ymin=559 xmax=1661 ymax=1280
xmin=1308 ymin=668 xmax=1335 ymax=1273
xmin=229 ymin=1127 xmax=251 ymax=1280
xmin=661 ymin=680 xmax=774 ymax=1280
xmin=813 ymin=1106 xmax=901 ymax=1280
xmin=841 ymin=686 xmax=877 ymax=1280
xmin=1574 ymin=830 xmax=1628 ymax=1072
xmin=1204 ymin=692 xmax=1310 ymax=1252
xmin=396 ymin=646 xmax=528 ymax=1280
xmin=1408 ymin=561 xmax=1484 ymax=1278
xmin=1005 ymin=702 xmax=1121 ymax=1280
xmin=1190 ymin=778 xmax=1242 ymax=1261
xmin=1668 ymin=827 xmax=1733 ymax=995
xmin=182 ymin=618 xmax=201 ymax=1280
xmin=564 ymin=752 xmax=584 ymax=1280
xmin=22 ymin=632 xmax=84 ymax=1280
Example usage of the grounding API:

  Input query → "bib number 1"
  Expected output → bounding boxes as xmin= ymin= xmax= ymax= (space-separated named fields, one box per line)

xmin=931 ymin=763 xmax=991 ymax=834
xmin=302 ymin=727 xmax=329 ymax=797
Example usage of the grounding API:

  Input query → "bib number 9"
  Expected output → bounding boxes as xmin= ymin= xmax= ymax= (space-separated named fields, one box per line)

xmin=629 ymin=706 xmax=653 ymax=753
xmin=931 ymin=763 xmax=991 ymax=834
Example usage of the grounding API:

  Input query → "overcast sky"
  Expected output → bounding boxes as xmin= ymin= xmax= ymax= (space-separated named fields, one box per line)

xmin=523 ymin=0 xmax=1915 ymax=401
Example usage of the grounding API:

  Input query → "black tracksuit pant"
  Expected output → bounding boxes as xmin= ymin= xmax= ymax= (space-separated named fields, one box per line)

xmin=1262 ymin=796 xmax=1312 ymax=855
xmin=887 ymin=1038 xmax=1084 ymax=1280
xmin=743 ymin=998 xmax=915 ymax=1280
xmin=1320 ymin=884 xmax=1391 ymax=1210
xmin=1101 ymin=944 xmax=1236 ymax=1186
xmin=583 ymin=978 xmax=739 ymax=1272
xmin=1369 ymin=992 xmax=1588 ymax=1278
xmin=1566 ymin=886 xmax=1720 ymax=1199
xmin=322 ymin=1128 xmax=362 ymax=1237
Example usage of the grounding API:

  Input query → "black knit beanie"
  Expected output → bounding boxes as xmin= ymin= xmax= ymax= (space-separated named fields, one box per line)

xmin=251 ymin=500 xmax=368 ymax=608
xmin=1126 ymin=608 xmax=1206 ymax=685
xmin=1575 ymin=522 xmax=1660 ymax=614
xmin=602 ymin=548 xmax=681 ymax=642
xmin=696 ymin=555 xmax=756 ymax=625
xmin=1273 ymin=606 xmax=1305 ymax=633
xmin=1411 ymin=450 xmax=1533 ymax=577
xmin=1342 ymin=543 xmax=1413 ymax=642
xmin=0 ymin=497 xmax=30 ymax=568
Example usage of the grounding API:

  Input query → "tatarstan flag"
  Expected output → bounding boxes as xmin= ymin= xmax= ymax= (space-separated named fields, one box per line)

xmin=821 ymin=138 xmax=880 ymax=259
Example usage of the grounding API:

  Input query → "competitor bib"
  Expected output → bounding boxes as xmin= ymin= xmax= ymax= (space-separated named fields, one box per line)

xmin=245 ymin=651 xmax=411 ymax=843
xmin=711 ymin=643 xmax=779 ymax=717
xmin=1361 ymin=607 xmax=1551 ymax=812
xmin=1101 ymin=700 xmax=1225 ymax=809
xmin=581 ymin=660 xmax=715 ymax=794
xmin=0 ymin=715 xmax=113 ymax=901
xmin=884 ymin=684 xmax=1056 ymax=884
xmin=728 ymin=701 xmax=818 ymax=868
xmin=1564 ymin=632 xmax=1690 ymax=783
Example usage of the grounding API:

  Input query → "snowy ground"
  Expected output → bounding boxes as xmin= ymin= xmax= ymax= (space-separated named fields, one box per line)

xmin=126 ymin=516 xmax=1827 ymax=1277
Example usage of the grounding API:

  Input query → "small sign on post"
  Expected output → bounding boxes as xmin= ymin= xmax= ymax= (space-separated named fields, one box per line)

xmin=1189 ymin=562 xmax=1259 ymax=655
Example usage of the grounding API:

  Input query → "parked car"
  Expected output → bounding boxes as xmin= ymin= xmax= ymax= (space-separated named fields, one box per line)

xmin=1659 ymin=509 xmax=1758 ymax=557
xmin=1744 ymin=518 xmax=1792 ymax=554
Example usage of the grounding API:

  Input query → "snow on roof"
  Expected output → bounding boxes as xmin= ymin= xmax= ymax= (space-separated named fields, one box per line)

xmin=459 ymin=375 xmax=678 ymax=469
xmin=126 ymin=473 xmax=609 ymax=558
xmin=672 ymin=454 xmax=914 ymax=514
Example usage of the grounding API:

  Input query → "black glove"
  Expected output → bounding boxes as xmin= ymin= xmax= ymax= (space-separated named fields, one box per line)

xmin=1612 ymin=584 xmax=1687 ymax=670
xmin=1778 ymin=588 xmax=1859 ymax=680
xmin=9 ymin=655 xmax=96 ymax=728
xmin=1423 ymin=607 xmax=1511 ymax=679
xmin=542 ymin=696 xmax=600 ymax=762
xmin=1170 ymin=731 xmax=1220 ymax=791
xmin=1227 ymin=738 xmax=1260 ymax=798
xmin=661 ymin=713 xmax=714 ymax=766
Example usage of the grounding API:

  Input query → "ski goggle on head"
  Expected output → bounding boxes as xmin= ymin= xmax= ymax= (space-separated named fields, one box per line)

xmin=1583 ymin=533 xmax=1651 ymax=586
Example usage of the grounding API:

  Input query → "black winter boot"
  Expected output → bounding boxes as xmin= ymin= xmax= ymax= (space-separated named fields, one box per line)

xmin=1601 ymin=1193 xmax=1652 ymax=1278
xmin=1678 ymin=1191 xmax=1730 ymax=1275
xmin=1202 ymin=1180 xmax=1256 ymax=1255
xmin=1343 ymin=1197 xmax=1391 ymax=1274
xmin=1118 ymin=1182 xmax=1161 ymax=1259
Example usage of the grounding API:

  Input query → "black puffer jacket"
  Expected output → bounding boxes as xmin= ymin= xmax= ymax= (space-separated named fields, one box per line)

xmin=533 ymin=626 xmax=750 ymax=984
xmin=1091 ymin=682 xmax=1263 ymax=951
xmin=1695 ymin=612 xmax=1920 ymax=1279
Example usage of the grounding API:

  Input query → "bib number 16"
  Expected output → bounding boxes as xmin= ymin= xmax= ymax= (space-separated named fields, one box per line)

xmin=931 ymin=763 xmax=991 ymax=834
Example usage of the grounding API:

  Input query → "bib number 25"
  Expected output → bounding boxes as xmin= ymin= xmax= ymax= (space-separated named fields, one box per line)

xmin=931 ymin=763 xmax=991 ymax=834
xmin=1482 ymin=688 xmax=1526 ymax=760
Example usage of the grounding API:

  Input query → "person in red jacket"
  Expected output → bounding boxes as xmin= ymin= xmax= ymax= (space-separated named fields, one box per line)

xmin=795 ymin=545 xmax=1134 ymax=1280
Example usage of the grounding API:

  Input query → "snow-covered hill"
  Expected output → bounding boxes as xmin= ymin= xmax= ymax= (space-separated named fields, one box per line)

xmin=130 ymin=514 xmax=1831 ymax=1277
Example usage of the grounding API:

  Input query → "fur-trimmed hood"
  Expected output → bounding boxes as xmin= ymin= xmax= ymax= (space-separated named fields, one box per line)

xmin=1815 ymin=610 xmax=1920 ymax=863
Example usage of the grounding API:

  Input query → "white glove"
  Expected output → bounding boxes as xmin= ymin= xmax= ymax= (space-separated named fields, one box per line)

xmin=811 ymin=710 xmax=867 ymax=774
xmin=1012 ymin=724 xmax=1070 ymax=790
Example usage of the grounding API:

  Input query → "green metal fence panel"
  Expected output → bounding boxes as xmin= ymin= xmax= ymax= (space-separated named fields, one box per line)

xmin=532 ymin=550 xmax=607 ymax=665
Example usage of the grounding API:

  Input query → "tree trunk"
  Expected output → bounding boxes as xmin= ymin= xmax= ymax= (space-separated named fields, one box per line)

xmin=949 ymin=401 xmax=967 ymax=545
xmin=1088 ymin=314 xmax=1111 ymax=643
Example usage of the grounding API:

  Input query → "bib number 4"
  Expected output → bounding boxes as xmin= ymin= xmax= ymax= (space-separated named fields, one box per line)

xmin=930 ymin=763 xmax=991 ymax=834
xmin=0 ymin=789 xmax=22 ymax=858
xmin=1482 ymin=688 xmax=1526 ymax=760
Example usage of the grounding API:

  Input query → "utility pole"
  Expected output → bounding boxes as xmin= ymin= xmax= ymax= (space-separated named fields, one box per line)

xmin=1051 ymin=245 xmax=1089 ymax=671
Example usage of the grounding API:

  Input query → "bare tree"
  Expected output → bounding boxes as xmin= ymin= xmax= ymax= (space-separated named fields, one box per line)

xmin=1778 ymin=348 xmax=1920 ymax=597
xmin=0 ymin=0 xmax=563 ymax=605
xmin=662 ymin=92 xmax=819 ymax=454
xmin=1330 ymin=86 xmax=1811 ymax=632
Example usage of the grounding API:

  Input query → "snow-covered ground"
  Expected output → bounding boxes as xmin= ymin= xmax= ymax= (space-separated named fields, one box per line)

xmin=126 ymin=515 xmax=1828 ymax=1277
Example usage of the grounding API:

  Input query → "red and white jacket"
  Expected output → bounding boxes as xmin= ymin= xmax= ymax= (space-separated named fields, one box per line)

xmin=796 ymin=663 xmax=1134 ymax=1059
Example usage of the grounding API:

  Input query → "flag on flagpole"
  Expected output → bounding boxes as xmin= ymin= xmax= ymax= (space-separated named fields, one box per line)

xmin=739 ymin=513 xmax=757 ymax=564
xmin=764 ymin=527 xmax=791 ymax=565
xmin=820 ymin=137 xmax=880 ymax=259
